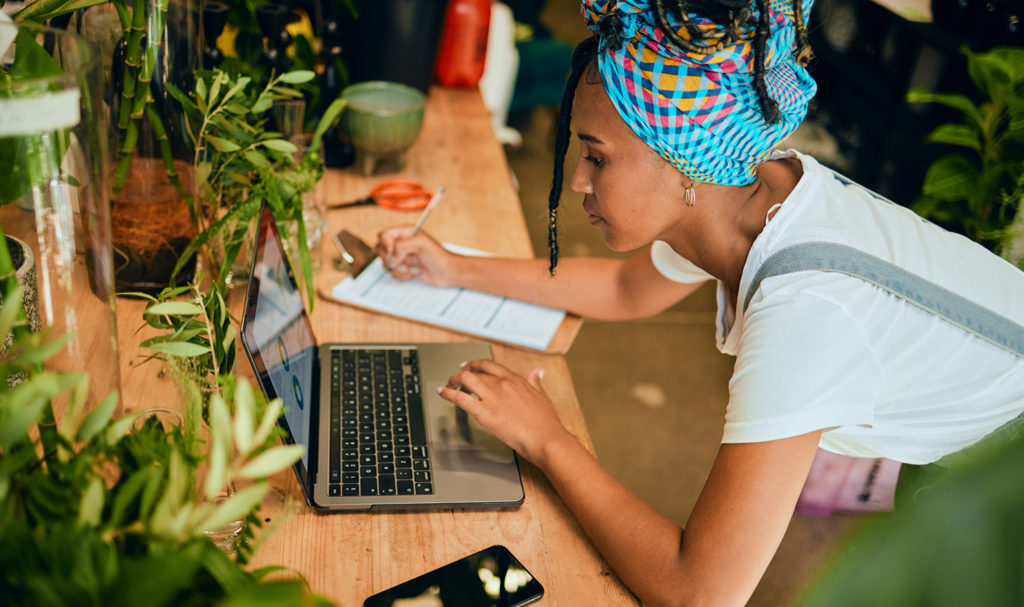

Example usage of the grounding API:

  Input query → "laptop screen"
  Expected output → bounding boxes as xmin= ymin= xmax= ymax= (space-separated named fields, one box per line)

xmin=241 ymin=205 xmax=317 ymax=470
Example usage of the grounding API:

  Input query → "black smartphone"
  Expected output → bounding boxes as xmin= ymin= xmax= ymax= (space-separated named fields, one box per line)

xmin=363 ymin=545 xmax=544 ymax=607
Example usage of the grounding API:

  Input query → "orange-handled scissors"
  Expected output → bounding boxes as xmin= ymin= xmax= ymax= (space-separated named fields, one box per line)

xmin=328 ymin=179 xmax=434 ymax=211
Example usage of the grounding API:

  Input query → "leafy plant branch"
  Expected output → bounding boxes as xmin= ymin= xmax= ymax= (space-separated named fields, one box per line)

xmin=908 ymin=46 xmax=1024 ymax=255
xmin=166 ymin=67 xmax=344 ymax=308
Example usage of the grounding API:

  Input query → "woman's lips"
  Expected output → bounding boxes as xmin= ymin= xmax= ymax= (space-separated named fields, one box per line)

xmin=583 ymin=199 xmax=603 ymax=225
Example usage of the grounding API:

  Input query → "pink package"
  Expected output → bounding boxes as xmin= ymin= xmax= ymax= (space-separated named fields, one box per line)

xmin=795 ymin=449 xmax=902 ymax=517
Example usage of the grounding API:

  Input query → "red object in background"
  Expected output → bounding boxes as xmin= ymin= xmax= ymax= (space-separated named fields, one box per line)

xmin=434 ymin=0 xmax=492 ymax=87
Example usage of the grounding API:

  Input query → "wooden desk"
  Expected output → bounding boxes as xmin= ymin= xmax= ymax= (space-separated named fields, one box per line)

xmin=117 ymin=87 xmax=638 ymax=606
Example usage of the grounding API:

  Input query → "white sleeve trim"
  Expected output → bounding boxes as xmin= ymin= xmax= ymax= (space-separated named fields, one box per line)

xmin=650 ymin=240 xmax=714 ymax=283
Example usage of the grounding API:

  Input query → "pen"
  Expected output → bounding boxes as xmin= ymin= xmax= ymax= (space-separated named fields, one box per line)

xmin=409 ymin=186 xmax=446 ymax=236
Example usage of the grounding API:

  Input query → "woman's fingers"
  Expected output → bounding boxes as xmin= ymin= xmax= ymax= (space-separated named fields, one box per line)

xmin=458 ymin=358 xmax=518 ymax=380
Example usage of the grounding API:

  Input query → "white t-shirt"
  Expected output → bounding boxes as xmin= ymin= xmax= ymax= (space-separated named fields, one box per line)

xmin=651 ymin=150 xmax=1024 ymax=464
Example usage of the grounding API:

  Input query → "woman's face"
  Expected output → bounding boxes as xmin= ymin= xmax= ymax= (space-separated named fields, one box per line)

xmin=569 ymin=73 xmax=688 ymax=252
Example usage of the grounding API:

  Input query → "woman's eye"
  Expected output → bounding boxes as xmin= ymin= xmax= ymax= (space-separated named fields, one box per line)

xmin=584 ymin=155 xmax=604 ymax=167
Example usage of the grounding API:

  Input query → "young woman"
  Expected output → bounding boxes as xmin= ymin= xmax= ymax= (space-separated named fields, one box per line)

xmin=376 ymin=1 xmax=1024 ymax=605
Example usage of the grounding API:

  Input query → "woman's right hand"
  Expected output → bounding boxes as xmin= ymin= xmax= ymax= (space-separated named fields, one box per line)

xmin=375 ymin=226 xmax=459 ymax=287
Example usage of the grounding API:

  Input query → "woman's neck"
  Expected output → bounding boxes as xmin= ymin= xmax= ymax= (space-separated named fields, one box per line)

xmin=661 ymin=157 xmax=803 ymax=296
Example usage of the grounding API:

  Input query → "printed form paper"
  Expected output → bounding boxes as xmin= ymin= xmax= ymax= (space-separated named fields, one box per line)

xmin=330 ymin=245 xmax=566 ymax=350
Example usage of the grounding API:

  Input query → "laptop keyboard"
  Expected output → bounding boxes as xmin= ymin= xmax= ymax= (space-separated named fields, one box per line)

xmin=327 ymin=348 xmax=434 ymax=498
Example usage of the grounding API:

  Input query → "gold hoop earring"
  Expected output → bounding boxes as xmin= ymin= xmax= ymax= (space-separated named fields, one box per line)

xmin=684 ymin=183 xmax=696 ymax=207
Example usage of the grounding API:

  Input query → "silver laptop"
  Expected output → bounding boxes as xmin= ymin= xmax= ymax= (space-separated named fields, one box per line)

xmin=240 ymin=202 xmax=524 ymax=510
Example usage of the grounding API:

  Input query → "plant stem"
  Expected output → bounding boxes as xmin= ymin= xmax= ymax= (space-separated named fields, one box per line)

xmin=145 ymin=104 xmax=194 ymax=206
xmin=112 ymin=0 xmax=147 ymax=194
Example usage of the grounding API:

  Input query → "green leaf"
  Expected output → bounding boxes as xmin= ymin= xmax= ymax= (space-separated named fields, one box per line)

xmin=199 ymin=483 xmax=269 ymax=533
xmin=277 ymin=70 xmax=316 ymax=84
xmin=237 ymin=445 xmax=305 ymax=479
xmin=208 ymin=72 xmax=224 ymax=108
xmin=252 ymin=398 xmax=283 ymax=447
xmin=142 ymin=340 xmax=210 ymax=358
xmin=105 ymin=412 xmax=139 ymax=445
xmin=205 ymin=135 xmax=242 ymax=153
xmin=312 ymin=97 xmax=347 ymax=153
xmin=233 ymin=380 xmax=256 ymax=455
xmin=922 ymin=154 xmax=979 ymax=202
xmin=927 ymin=123 xmax=982 ymax=151
xmin=77 ymin=477 xmax=105 ymax=528
xmin=243 ymin=150 xmax=272 ymax=169
xmin=165 ymin=81 xmax=197 ymax=113
xmin=260 ymin=139 xmax=298 ymax=154
xmin=252 ymin=94 xmax=273 ymax=114
xmin=204 ymin=435 xmax=228 ymax=500
xmin=907 ymin=88 xmax=980 ymax=123
xmin=0 ymin=285 xmax=25 ymax=338
xmin=0 ymin=396 xmax=48 ymax=451
xmin=145 ymin=301 xmax=204 ymax=316
xmin=223 ymin=77 xmax=252 ymax=103
xmin=13 ymin=0 xmax=107 ymax=23
xmin=76 ymin=390 xmax=119 ymax=443
xmin=109 ymin=468 xmax=151 ymax=527
xmin=9 ymin=28 xmax=62 ymax=79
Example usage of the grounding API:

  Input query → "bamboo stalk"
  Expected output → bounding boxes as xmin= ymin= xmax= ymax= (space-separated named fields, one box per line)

xmin=145 ymin=103 xmax=194 ymax=207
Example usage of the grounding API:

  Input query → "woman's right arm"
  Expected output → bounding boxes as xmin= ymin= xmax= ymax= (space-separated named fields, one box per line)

xmin=376 ymin=227 xmax=704 ymax=321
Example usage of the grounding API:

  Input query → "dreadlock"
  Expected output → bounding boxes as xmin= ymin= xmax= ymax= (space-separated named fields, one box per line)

xmin=546 ymin=36 xmax=599 ymax=275
xmin=545 ymin=0 xmax=813 ymax=273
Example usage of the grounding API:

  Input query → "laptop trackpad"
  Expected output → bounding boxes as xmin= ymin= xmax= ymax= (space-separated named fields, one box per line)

xmin=422 ymin=379 xmax=514 ymax=463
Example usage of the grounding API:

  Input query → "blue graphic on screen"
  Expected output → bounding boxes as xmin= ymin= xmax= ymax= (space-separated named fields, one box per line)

xmin=252 ymin=233 xmax=315 ymax=467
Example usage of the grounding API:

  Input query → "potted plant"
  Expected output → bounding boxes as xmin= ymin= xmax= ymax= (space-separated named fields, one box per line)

xmin=907 ymin=45 xmax=1024 ymax=268
xmin=12 ymin=0 xmax=207 ymax=292
xmin=165 ymin=67 xmax=344 ymax=308
xmin=0 ymin=275 xmax=330 ymax=604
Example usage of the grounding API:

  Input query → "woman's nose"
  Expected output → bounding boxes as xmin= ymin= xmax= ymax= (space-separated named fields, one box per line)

xmin=569 ymin=160 xmax=593 ymax=194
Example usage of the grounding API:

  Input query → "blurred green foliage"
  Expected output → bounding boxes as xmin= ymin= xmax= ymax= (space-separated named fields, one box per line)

xmin=908 ymin=46 xmax=1024 ymax=258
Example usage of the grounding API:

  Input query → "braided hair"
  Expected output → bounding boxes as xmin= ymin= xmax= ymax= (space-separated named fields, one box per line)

xmin=544 ymin=0 xmax=813 ymax=274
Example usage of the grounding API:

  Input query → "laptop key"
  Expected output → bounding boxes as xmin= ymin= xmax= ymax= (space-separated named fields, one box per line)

xmin=329 ymin=469 xmax=340 ymax=483
xmin=342 ymin=472 xmax=358 ymax=483
xmin=360 ymin=478 xmax=378 ymax=496
xmin=406 ymin=393 xmax=427 ymax=445
xmin=397 ymin=468 xmax=413 ymax=480
xmin=414 ymin=470 xmax=431 ymax=483
xmin=397 ymin=481 xmax=414 ymax=495
xmin=329 ymin=484 xmax=341 ymax=497
xmin=343 ymin=484 xmax=359 ymax=496
xmin=415 ymin=482 xmax=433 ymax=495
xmin=379 ymin=475 xmax=396 ymax=496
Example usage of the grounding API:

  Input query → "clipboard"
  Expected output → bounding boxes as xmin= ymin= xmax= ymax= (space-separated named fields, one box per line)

xmin=314 ymin=239 xmax=582 ymax=355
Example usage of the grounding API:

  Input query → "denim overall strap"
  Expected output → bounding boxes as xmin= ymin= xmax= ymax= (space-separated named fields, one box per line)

xmin=742 ymin=241 xmax=1024 ymax=359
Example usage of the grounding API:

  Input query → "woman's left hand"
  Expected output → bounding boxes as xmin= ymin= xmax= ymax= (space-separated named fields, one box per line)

xmin=437 ymin=359 xmax=571 ymax=463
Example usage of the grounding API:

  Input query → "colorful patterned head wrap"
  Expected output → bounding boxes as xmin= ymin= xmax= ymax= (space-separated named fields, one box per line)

xmin=581 ymin=0 xmax=817 ymax=186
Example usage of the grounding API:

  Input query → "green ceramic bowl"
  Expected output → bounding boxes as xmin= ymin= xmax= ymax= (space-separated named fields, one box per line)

xmin=341 ymin=81 xmax=426 ymax=174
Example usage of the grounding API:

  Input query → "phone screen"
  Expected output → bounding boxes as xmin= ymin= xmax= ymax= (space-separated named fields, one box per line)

xmin=363 ymin=545 xmax=544 ymax=607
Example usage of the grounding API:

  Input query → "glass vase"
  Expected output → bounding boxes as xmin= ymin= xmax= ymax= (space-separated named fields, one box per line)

xmin=0 ymin=22 xmax=122 ymax=414
xmin=77 ymin=0 xmax=201 ymax=294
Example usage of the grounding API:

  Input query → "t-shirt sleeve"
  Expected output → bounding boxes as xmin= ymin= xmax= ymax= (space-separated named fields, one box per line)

xmin=650 ymin=240 xmax=713 ymax=283
xmin=723 ymin=289 xmax=882 ymax=443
